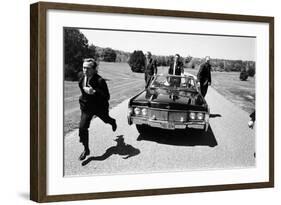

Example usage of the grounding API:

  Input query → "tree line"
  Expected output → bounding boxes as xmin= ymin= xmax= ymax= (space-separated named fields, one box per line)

xmin=128 ymin=51 xmax=255 ymax=77
xmin=64 ymin=28 xmax=130 ymax=80
xmin=64 ymin=28 xmax=255 ymax=81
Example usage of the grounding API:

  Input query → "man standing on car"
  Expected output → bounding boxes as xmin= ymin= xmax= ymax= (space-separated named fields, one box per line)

xmin=78 ymin=58 xmax=117 ymax=161
xmin=168 ymin=54 xmax=184 ymax=76
xmin=168 ymin=54 xmax=184 ymax=87
xmin=197 ymin=56 xmax=212 ymax=97
xmin=144 ymin=51 xmax=157 ymax=88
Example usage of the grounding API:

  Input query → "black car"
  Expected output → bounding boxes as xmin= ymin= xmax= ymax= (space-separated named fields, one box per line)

xmin=127 ymin=74 xmax=210 ymax=133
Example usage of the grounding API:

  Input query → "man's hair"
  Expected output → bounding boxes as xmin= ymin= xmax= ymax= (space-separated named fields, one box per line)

xmin=175 ymin=54 xmax=180 ymax=58
xmin=83 ymin=58 xmax=97 ymax=69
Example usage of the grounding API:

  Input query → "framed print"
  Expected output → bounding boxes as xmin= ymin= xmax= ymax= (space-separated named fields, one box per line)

xmin=30 ymin=1 xmax=274 ymax=202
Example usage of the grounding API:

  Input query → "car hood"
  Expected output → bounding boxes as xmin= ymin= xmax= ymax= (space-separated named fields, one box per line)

xmin=131 ymin=88 xmax=207 ymax=110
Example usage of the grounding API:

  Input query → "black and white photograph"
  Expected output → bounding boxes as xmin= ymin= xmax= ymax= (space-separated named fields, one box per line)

xmin=63 ymin=27 xmax=256 ymax=177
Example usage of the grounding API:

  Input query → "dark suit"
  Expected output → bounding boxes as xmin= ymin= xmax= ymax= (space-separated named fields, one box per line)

xmin=144 ymin=58 xmax=157 ymax=87
xmin=197 ymin=62 xmax=212 ymax=97
xmin=168 ymin=61 xmax=183 ymax=87
xmin=78 ymin=73 xmax=115 ymax=146
xmin=168 ymin=61 xmax=184 ymax=75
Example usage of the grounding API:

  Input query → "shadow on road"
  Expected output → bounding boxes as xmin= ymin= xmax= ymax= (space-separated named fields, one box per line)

xmin=82 ymin=135 xmax=140 ymax=166
xmin=136 ymin=126 xmax=218 ymax=147
xmin=210 ymin=114 xmax=222 ymax=118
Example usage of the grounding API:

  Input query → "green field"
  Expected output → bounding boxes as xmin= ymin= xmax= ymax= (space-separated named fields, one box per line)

xmin=64 ymin=62 xmax=255 ymax=135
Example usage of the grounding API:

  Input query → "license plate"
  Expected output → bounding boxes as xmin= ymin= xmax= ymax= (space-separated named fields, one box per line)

xmin=161 ymin=122 xmax=175 ymax=129
xmin=175 ymin=124 xmax=186 ymax=129
xmin=188 ymin=124 xmax=204 ymax=129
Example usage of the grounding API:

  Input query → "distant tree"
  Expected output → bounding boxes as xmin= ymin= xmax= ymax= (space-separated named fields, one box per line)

xmin=233 ymin=63 xmax=241 ymax=71
xmin=128 ymin=50 xmax=146 ymax=73
xmin=95 ymin=46 xmax=104 ymax=60
xmin=219 ymin=61 xmax=224 ymax=70
xmin=115 ymin=50 xmax=130 ymax=62
xmin=247 ymin=61 xmax=256 ymax=77
xmin=185 ymin=55 xmax=193 ymax=64
xmin=103 ymin=47 xmax=117 ymax=62
xmin=155 ymin=55 xmax=169 ymax=66
xmin=224 ymin=61 xmax=233 ymax=72
xmin=232 ymin=60 xmax=243 ymax=72
xmin=64 ymin=28 xmax=90 ymax=80
xmin=85 ymin=44 xmax=97 ymax=59
xmin=167 ymin=55 xmax=174 ymax=66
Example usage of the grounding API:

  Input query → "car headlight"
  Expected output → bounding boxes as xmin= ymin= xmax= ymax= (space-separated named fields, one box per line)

xmin=134 ymin=107 xmax=141 ymax=115
xmin=197 ymin=113 xmax=204 ymax=120
xmin=141 ymin=108 xmax=147 ymax=116
xmin=189 ymin=112 xmax=196 ymax=120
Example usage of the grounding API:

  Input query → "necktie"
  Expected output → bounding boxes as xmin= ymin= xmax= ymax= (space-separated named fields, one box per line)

xmin=84 ymin=76 xmax=87 ymax=87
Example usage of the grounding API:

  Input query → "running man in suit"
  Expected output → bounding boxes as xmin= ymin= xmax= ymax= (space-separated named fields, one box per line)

xmin=78 ymin=58 xmax=117 ymax=161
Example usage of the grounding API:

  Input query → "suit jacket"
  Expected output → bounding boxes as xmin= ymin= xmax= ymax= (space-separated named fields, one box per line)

xmin=145 ymin=58 xmax=157 ymax=75
xmin=78 ymin=73 xmax=110 ymax=112
xmin=168 ymin=61 xmax=184 ymax=75
xmin=197 ymin=62 xmax=211 ymax=84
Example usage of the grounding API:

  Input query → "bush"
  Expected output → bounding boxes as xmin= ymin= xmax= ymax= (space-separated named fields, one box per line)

xmin=247 ymin=67 xmax=255 ymax=77
xmin=233 ymin=61 xmax=243 ymax=72
xmin=218 ymin=61 xmax=224 ymax=70
xmin=103 ymin=48 xmax=117 ymax=62
xmin=240 ymin=69 xmax=248 ymax=81
xmin=128 ymin=50 xmax=146 ymax=73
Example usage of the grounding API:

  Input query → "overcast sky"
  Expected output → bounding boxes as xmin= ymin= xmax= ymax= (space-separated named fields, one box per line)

xmin=80 ymin=28 xmax=256 ymax=61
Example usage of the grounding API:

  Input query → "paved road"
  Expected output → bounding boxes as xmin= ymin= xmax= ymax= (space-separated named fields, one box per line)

xmin=64 ymin=85 xmax=255 ymax=177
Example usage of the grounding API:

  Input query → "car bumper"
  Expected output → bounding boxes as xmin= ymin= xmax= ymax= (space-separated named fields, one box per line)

xmin=129 ymin=116 xmax=208 ymax=131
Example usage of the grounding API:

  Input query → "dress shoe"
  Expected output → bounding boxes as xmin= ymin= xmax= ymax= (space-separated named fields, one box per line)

xmin=112 ymin=120 xmax=117 ymax=132
xmin=79 ymin=149 xmax=90 ymax=161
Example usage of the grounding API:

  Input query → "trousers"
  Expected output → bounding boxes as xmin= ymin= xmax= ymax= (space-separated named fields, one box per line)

xmin=200 ymin=80 xmax=209 ymax=97
xmin=145 ymin=73 xmax=153 ymax=88
xmin=79 ymin=109 xmax=115 ymax=146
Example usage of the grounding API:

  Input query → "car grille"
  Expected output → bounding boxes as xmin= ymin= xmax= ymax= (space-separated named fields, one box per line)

xmin=169 ymin=112 xmax=187 ymax=122
xmin=148 ymin=109 xmax=168 ymax=121
xmin=148 ymin=109 xmax=187 ymax=122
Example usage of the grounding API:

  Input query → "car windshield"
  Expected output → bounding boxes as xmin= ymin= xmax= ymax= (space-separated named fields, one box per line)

xmin=150 ymin=75 xmax=197 ymax=90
